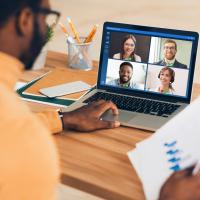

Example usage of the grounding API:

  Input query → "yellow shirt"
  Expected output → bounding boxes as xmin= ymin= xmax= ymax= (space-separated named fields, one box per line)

xmin=0 ymin=52 xmax=62 ymax=200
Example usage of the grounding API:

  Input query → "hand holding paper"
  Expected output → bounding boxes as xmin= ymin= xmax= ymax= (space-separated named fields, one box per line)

xmin=128 ymin=96 xmax=200 ymax=200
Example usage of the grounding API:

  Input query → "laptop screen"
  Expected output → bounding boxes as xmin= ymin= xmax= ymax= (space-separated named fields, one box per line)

xmin=98 ymin=22 xmax=199 ymax=103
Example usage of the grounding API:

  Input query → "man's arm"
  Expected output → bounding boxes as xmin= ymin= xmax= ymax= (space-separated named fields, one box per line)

xmin=36 ymin=100 xmax=120 ymax=134
xmin=62 ymin=100 xmax=120 ymax=132
xmin=36 ymin=110 xmax=63 ymax=134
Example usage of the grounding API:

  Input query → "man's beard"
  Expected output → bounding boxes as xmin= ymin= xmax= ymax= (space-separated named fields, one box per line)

xmin=20 ymin=18 xmax=46 ymax=70
xmin=120 ymin=76 xmax=131 ymax=84
xmin=165 ymin=54 xmax=176 ymax=61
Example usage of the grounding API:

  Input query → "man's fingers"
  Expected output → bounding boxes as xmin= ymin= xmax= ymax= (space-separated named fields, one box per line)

xmin=90 ymin=99 xmax=106 ymax=106
xmin=96 ymin=120 xmax=120 ymax=129
xmin=169 ymin=168 xmax=190 ymax=180
xmin=192 ymin=165 xmax=200 ymax=177
xmin=96 ymin=101 xmax=119 ymax=116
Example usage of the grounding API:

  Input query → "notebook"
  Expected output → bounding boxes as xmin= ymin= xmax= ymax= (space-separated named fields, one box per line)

xmin=22 ymin=68 xmax=97 ymax=100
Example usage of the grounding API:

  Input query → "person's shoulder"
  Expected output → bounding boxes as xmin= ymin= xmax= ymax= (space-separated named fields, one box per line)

xmin=153 ymin=60 xmax=163 ymax=65
xmin=169 ymin=88 xmax=176 ymax=95
xmin=0 ymin=84 xmax=30 ymax=118
xmin=130 ymin=82 xmax=143 ymax=89
xmin=134 ymin=54 xmax=141 ymax=62
xmin=174 ymin=60 xmax=187 ymax=69
xmin=107 ymin=79 xmax=118 ymax=86
xmin=113 ymin=53 xmax=121 ymax=59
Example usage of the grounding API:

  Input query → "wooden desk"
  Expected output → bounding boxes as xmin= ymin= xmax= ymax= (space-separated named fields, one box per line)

xmin=20 ymin=51 xmax=200 ymax=200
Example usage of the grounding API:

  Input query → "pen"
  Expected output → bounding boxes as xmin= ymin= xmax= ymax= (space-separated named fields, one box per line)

xmin=84 ymin=24 xmax=99 ymax=43
xmin=67 ymin=17 xmax=81 ymax=44
xmin=59 ymin=22 xmax=83 ymax=60
xmin=59 ymin=22 xmax=69 ymax=37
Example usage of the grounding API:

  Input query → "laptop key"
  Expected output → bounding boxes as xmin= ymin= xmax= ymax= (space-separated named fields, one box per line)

xmin=83 ymin=92 xmax=180 ymax=117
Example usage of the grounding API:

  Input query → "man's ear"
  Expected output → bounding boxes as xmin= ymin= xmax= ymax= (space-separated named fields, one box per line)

xmin=16 ymin=7 xmax=34 ymax=37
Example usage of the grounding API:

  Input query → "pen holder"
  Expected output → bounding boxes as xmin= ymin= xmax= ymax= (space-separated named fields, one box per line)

xmin=67 ymin=37 xmax=93 ymax=71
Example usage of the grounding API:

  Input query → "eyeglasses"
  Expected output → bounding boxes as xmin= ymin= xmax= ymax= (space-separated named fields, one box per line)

xmin=124 ymin=42 xmax=135 ymax=47
xmin=34 ymin=7 xmax=61 ymax=27
xmin=164 ymin=46 xmax=176 ymax=50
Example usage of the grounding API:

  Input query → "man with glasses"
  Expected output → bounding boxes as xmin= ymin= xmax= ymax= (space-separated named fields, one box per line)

xmin=1 ymin=0 xmax=198 ymax=200
xmin=0 ymin=0 xmax=119 ymax=199
xmin=155 ymin=39 xmax=187 ymax=69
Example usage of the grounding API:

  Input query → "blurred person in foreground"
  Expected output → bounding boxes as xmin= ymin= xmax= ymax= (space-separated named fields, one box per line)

xmin=0 ymin=0 xmax=120 ymax=199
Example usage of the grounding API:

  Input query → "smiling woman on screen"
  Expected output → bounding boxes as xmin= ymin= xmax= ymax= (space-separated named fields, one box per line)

xmin=113 ymin=34 xmax=142 ymax=62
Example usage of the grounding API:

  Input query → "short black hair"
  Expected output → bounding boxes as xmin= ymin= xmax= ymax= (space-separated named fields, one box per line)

xmin=119 ymin=62 xmax=133 ymax=70
xmin=0 ymin=0 xmax=41 ymax=28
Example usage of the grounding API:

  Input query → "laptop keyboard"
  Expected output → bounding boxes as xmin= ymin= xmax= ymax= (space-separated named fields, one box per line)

xmin=83 ymin=92 xmax=181 ymax=118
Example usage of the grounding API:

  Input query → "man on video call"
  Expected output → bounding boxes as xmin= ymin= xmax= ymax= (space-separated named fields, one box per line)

xmin=155 ymin=39 xmax=187 ymax=69
xmin=108 ymin=62 xmax=140 ymax=89
xmin=0 ymin=0 xmax=199 ymax=199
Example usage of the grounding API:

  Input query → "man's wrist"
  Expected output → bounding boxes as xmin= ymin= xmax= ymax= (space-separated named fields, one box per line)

xmin=58 ymin=110 xmax=64 ymax=130
xmin=60 ymin=111 xmax=75 ymax=130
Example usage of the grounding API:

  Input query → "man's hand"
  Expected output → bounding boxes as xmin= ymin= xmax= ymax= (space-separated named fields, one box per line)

xmin=62 ymin=100 xmax=120 ymax=132
xmin=159 ymin=167 xmax=200 ymax=200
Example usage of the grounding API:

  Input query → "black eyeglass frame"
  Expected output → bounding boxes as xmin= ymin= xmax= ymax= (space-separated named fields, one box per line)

xmin=33 ymin=7 xmax=61 ymax=26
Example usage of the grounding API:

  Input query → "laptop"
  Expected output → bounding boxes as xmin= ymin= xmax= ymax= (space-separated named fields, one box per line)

xmin=64 ymin=22 xmax=199 ymax=131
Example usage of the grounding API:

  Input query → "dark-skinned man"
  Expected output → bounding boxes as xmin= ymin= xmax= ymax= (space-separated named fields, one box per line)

xmin=0 ymin=0 xmax=199 ymax=199
xmin=0 ymin=0 xmax=119 ymax=199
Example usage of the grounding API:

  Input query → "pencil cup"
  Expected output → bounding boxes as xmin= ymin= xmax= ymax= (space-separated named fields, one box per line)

xmin=67 ymin=37 xmax=93 ymax=70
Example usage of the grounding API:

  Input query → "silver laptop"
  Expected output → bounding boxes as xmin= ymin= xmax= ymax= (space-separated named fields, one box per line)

xmin=64 ymin=22 xmax=199 ymax=131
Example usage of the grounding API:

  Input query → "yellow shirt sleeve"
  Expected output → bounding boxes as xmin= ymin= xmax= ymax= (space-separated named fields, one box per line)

xmin=0 ymin=52 xmax=60 ymax=200
xmin=36 ymin=110 xmax=63 ymax=134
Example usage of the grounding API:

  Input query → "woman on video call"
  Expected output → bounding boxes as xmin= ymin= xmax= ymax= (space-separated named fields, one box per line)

xmin=113 ymin=34 xmax=142 ymax=62
xmin=155 ymin=67 xmax=176 ymax=95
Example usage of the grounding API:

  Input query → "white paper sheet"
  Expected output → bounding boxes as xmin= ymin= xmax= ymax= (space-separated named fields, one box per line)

xmin=128 ymin=96 xmax=200 ymax=200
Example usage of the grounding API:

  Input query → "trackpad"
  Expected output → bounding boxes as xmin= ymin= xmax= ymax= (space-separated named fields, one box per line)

xmin=101 ymin=109 xmax=137 ymax=123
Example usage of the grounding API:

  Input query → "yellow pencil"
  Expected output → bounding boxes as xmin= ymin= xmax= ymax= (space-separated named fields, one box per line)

xmin=67 ymin=17 xmax=81 ymax=43
xmin=59 ymin=22 xmax=69 ymax=36
xmin=84 ymin=24 xmax=99 ymax=43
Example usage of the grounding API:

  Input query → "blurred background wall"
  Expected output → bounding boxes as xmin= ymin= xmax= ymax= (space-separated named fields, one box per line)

xmin=49 ymin=0 xmax=200 ymax=83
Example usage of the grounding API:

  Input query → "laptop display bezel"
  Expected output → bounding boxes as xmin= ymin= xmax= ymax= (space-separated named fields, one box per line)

xmin=97 ymin=22 xmax=199 ymax=104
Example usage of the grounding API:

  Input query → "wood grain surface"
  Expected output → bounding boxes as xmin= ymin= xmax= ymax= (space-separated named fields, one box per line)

xmin=20 ymin=51 xmax=200 ymax=200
